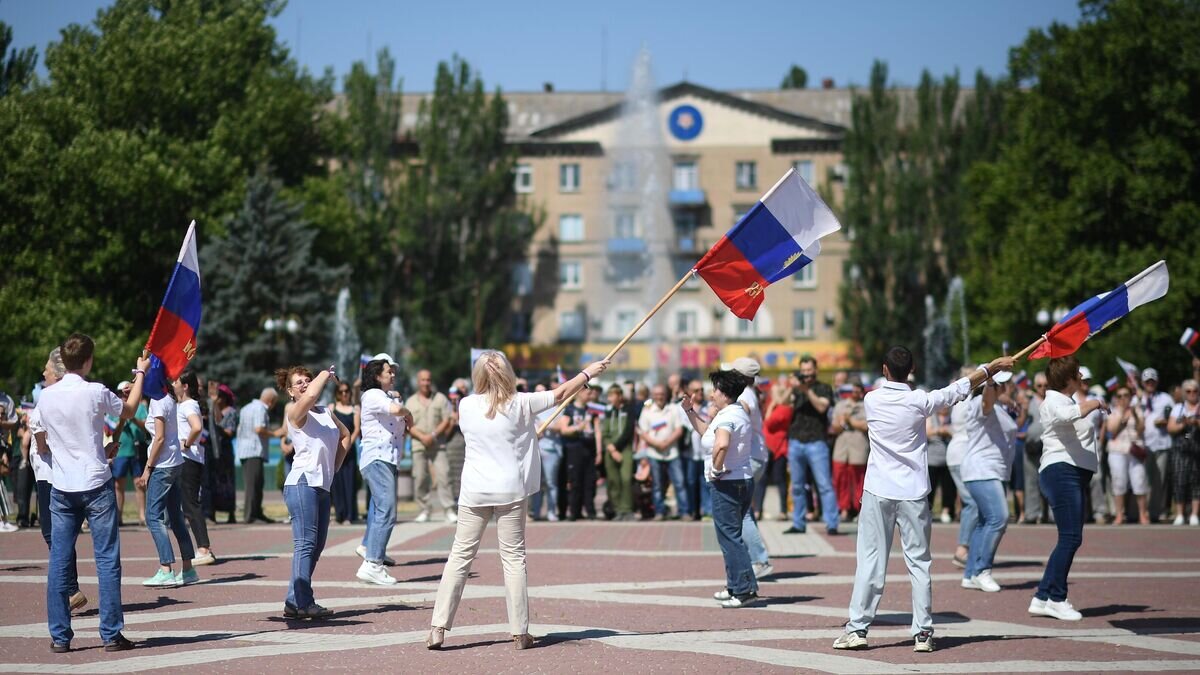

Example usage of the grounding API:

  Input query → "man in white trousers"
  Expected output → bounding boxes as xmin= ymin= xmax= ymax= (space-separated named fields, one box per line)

xmin=834 ymin=346 xmax=1013 ymax=653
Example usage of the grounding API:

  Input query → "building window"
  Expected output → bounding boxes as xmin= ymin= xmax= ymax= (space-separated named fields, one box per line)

xmin=673 ymin=160 xmax=698 ymax=191
xmin=615 ymin=310 xmax=637 ymax=337
xmin=736 ymin=318 xmax=757 ymax=338
xmin=676 ymin=310 xmax=698 ymax=338
xmin=559 ymin=163 xmax=580 ymax=193
xmin=614 ymin=210 xmax=638 ymax=239
xmin=509 ymin=312 xmax=532 ymax=341
xmin=735 ymin=161 xmax=757 ymax=190
xmin=674 ymin=210 xmax=697 ymax=252
xmin=609 ymin=161 xmax=636 ymax=192
xmin=793 ymin=309 xmax=815 ymax=339
xmin=511 ymin=262 xmax=532 ymax=296
xmin=559 ymin=310 xmax=585 ymax=341
xmin=792 ymin=261 xmax=817 ymax=289
xmin=793 ymin=159 xmax=815 ymax=187
xmin=514 ymin=164 xmax=533 ymax=193
xmin=558 ymin=214 xmax=584 ymax=242
xmin=733 ymin=204 xmax=754 ymax=227
xmin=560 ymin=261 xmax=582 ymax=290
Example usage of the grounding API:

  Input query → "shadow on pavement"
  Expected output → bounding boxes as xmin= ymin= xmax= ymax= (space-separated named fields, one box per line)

xmin=265 ymin=617 xmax=371 ymax=628
xmin=194 ymin=572 xmax=265 ymax=585
xmin=1111 ymin=616 xmax=1200 ymax=635
xmin=399 ymin=557 xmax=447 ymax=567
xmin=438 ymin=638 xmax=511 ymax=651
xmin=759 ymin=595 xmax=821 ymax=606
xmin=137 ymin=631 xmax=252 ymax=648
xmin=326 ymin=604 xmax=423 ymax=620
xmin=80 ymin=597 xmax=190 ymax=617
xmin=1081 ymin=604 xmax=1153 ymax=618
xmin=406 ymin=572 xmax=474 ymax=583
xmin=2 ymin=565 xmax=43 ymax=572
xmin=760 ymin=570 xmax=819 ymax=581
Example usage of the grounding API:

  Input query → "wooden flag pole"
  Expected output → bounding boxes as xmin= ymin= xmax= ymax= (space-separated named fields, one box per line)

xmin=1012 ymin=336 xmax=1047 ymax=362
xmin=536 ymin=269 xmax=697 ymax=435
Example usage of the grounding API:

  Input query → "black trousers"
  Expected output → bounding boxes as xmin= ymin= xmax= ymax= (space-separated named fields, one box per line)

xmin=15 ymin=460 xmax=35 ymax=525
xmin=331 ymin=453 xmax=358 ymax=523
xmin=564 ymin=443 xmax=597 ymax=519
xmin=242 ymin=457 xmax=266 ymax=520
xmin=928 ymin=464 xmax=957 ymax=517
xmin=181 ymin=459 xmax=210 ymax=548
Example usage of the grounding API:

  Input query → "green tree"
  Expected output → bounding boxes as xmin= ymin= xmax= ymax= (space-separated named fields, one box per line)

xmin=0 ymin=0 xmax=335 ymax=390
xmin=1 ymin=20 xmax=37 ymax=96
xmin=838 ymin=61 xmax=1008 ymax=378
xmin=199 ymin=170 xmax=347 ymax=401
xmin=395 ymin=56 xmax=538 ymax=384
xmin=964 ymin=0 xmax=1200 ymax=383
xmin=780 ymin=64 xmax=808 ymax=89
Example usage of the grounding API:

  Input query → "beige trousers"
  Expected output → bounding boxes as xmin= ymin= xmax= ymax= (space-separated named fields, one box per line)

xmin=431 ymin=500 xmax=529 ymax=635
xmin=413 ymin=445 xmax=455 ymax=512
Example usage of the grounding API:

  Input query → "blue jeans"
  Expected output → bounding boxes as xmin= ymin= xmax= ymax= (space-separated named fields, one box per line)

xmin=682 ymin=455 xmax=704 ymax=518
xmin=651 ymin=456 xmax=690 ymax=517
xmin=964 ymin=479 xmax=1009 ymax=578
xmin=38 ymin=481 xmax=79 ymax=596
xmin=360 ymin=461 xmax=397 ymax=563
xmin=742 ymin=458 xmax=769 ymax=565
xmin=530 ymin=449 xmax=560 ymax=519
xmin=711 ymin=478 xmax=758 ymax=596
xmin=284 ymin=476 xmax=331 ymax=608
xmin=48 ymin=481 xmax=123 ymax=644
xmin=950 ymin=464 xmax=978 ymax=547
xmin=1037 ymin=463 xmax=1091 ymax=602
xmin=146 ymin=464 xmax=195 ymax=566
xmin=787 ymin=439 xmax=839 ymax=531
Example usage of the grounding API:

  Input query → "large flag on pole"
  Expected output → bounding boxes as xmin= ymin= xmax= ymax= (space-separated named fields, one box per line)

xmin=144 ymin=221 xmax=202 ymax=399
xmin=694 ymin=168 xmax=841 ymax=319
xmin=1029 ymin=260 xmax=1169 ymax=359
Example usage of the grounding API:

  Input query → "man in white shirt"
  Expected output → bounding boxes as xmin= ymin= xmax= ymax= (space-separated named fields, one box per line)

xmin=835 ymin=346 xmax=1012 ymax=654
xmin=637 ymin=385 xmax=690 ymax=520
xmin=1137 ymin=368 xmax=1175 ymax=522
xmin=236 ymin=388 xmax=278 ymax=523
xmin=38 ymin=333 xmax=148 ymax=653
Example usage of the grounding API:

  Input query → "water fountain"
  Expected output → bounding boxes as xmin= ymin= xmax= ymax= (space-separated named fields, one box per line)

xmin=922 ymin=276 xmax=970 ymax=387
xmin=385 ymin=315 xmax=409 ymax=391
xmin=332 ymin=287 xmax=361 ymax=384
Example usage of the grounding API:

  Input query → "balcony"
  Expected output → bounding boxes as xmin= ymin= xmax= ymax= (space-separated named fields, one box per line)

xmin=669 ymin=189 xmax=706 ymax=206
xmin=607 ymin=237 xmax=648 ymax=255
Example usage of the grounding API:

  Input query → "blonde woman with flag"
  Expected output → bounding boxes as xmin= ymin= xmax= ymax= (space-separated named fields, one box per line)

xmin=427 ymin=351 xmax=609 ymax=651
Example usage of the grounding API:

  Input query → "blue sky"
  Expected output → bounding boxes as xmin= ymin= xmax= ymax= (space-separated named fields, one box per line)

xmin=3 ymin=1 xmax=1082 ymax=92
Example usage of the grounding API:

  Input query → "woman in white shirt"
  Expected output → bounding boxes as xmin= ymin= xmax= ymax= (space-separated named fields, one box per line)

xmin=277 ymin=365 xmax=352 ymax=620
xmin=427 ymin=351 xmax=608 ymax=651
xmin=680 ymin=369 xmax=758 ymax=609
xmin=946 ymin=366 xmax=977 ymax=569
xmin=135 ymin=383 xmax=197 ymax=588
xmin=175 ymin=370 xmax=214 ymax=565
xmin=1030 ymin=357 xmax=1106 ymax=621
xmin=355 ymin=359 xmax=413 ymax=586
xmin=1106 ymin=386 xmax=1147 ymax=524
xmin=959 ymin=375 xmax=1018 ymax=593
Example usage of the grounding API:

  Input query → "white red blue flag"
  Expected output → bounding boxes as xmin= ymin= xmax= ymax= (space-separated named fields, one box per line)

xmin=144 ymin=221 xmax=202 ymax=399
xmin=695 ymin=168 xmax=841 ymax=319
xmin=1182 ymin=328 xmax=1199 ymax=355
xmin=1030 ymin=261 xmax=1169 ymax=359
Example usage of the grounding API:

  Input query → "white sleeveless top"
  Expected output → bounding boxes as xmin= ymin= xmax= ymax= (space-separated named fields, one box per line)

xmin=284 ymin=405 xmax=340 ymax=491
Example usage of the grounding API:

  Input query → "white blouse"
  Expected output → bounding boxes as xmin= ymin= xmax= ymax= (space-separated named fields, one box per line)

xmin=147 ymin=396 xmax=183 ymax=469
xmin=359 ymin=389 xmax=405 ymax=469
xmin=177 ymin=399 xmax=204 ymax=464
xmin=284 ymin=406 xmax=341 ymax=491
xmin=457 ymin=390 xmax=555 ymax=507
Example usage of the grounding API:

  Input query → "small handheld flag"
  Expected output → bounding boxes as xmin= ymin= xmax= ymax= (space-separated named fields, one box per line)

xmin=1029 ymin=261 xmax=1169 ymax=360
xmin=1116 ymin=357 xmax=1139 ymax=378
xmin=694 ymin=168 xmax=841 ymax=319
xmin=556 ymin=364 xmax=567 ymax=385
xmin=1013 ymin=371 xmax=1029 ymax=390
xmin=586 ymin=402 xmax=608 ymax=416
xmin=1105 ymin=376 xmax=1120 ymax=393
xmin=1182 ymin=328 xmax=1199 ymax=356
xmin=144 ymin=221 xmax=202 ymax=400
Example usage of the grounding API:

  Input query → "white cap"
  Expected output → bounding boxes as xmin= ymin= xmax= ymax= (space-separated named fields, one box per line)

xmin=117 ymin=380 xmax=132 ymax=392
xmin=1142 ymin=368 xmax=1159 ymax=381
xmin=1078 ymin=366 xmax=1093 ymax=381
xmin=720 ymin=357 xmax=760 ymax=377
xmin=372 ymin=352 xmax=396 ymax=365
xmin=992 ymin=370 xmax=1013 ymax=384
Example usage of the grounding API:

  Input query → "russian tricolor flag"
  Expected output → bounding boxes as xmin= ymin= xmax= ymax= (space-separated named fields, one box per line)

xmin=144 ymin=221 xmax=202 ymax=400
xmin=1030 ymin=261 xmax=1169 ymax=359
xmin=1182 ymin=328 xmax=1199 ymax=355
xmin=695 ymin=168 xmax=841 ymax=319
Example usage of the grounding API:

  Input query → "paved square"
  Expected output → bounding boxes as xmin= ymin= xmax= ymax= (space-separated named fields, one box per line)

xmin=1 ymin=518 xmax=1198 ymax=673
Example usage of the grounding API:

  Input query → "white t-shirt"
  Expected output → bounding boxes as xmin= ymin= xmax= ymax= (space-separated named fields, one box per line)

xmin=638 ymin=402 xmax=685 ymax=461
xmin=285 ymin=405 xmax=341 ymax=491
xmin=961 ymin=396 xmax=1018 ymax=482
xmin=27 ymin=408 xmax=52 ymax=483
xmin=177 ymin=398 xmax=204 ymax=464
xmin=1038 ymin=389 xmax=1100 ymax=473
xmin=147 ymin=396 xmax=183 ymax=469
xmin=457 ymin=390 xmax=555 ymax=508
xmin=737 ymin=386 xmax=768 ymax=464
xmin=37 ymin=373 xmax=122 ymax=493
xmin=360 ymin=389 xmax=406 ymax=468
xmin=946 ymin=400 xmax=971 ymax=467
xmin=1143 ymin=391 xmax=1176 ymax=452
xmin=700 ymin=403 xmax=754 ymax=481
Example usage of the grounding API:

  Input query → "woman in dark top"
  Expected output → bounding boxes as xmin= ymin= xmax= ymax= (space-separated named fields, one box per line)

xmin=206 ymin=382 xmax=239 ymax=524
xmin=331 ymin=382 xmax=361 ymax=524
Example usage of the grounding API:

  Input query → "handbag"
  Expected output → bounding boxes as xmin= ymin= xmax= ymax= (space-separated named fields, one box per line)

xmin=1129 ymin=442 xmax=1148 ymax=462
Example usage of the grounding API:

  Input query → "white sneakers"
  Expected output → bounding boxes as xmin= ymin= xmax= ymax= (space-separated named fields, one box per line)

xmin=0 ymin=521 xmax=18 ymax=533
xmin=1192 ymin=514 xmax=1200 ymax=526
xmin=356 ymin=560 xmax=397 ymax=586
xmin=962 ymin=570 xmax=1001 ymax=593
xmin=414 ymin=510 xmax=430 ymax=523
xmin=1174 ymin=514 xmax=1185 ymax=525
xmin=752 ymin=562 xmax=774 ymax=579
xmin=445 ymin=509 xmax=458 ymax=524
xmin=1029 ymin=597 xmax=1082 ymax=621
xmin=354 ymin=545 xmax=396 ymax=566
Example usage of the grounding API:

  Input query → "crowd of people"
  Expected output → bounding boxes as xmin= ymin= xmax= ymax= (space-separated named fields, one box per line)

xmin=3 ymin=328 xmax=1199 ymax=654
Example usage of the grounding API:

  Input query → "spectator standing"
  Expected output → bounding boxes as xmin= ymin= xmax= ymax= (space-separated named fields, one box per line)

xmin=785 ymin=357 xmax=838 ymax=535
xmin=1022 ymin=373 xmax=1049 ymax=523
xmin=1138 ymin=368 xmax=1175 ymax=522
xmin=926 ymin=409 xmax=955 ymax=524
xmin=638 ymin=385 xmax=690 ymax=520
xmin=205 ymin=383 xmax=238 ymax=524
xmin=559 ymin=389 xmax=600 ymax=520
xmin=831 ymin=380 xmax=870 ymax=521
xmin=761 ymin=381 xmax=793 ymax=520
xmin=1076 ymin=367 xmax=1110 ymax=524
xmin=531 ymin=382 xmax=562 ymax=521
xmin=113 ymin=381 xmax=148 ymax=525
xmin=946 ymin=367 xmax=976 ymax=568
xmin=330 ymin=380 xmax=360 ymax=525
xmin=600 ymin=384 xmax=636 ymax=521
xmin=407 ymin=369 xmax=455 ymax=523
xmin=686 ymin=379 xmax=715 ymax=519
xmin=1168 ymin=378 xmax=1200 ymax=525
xmin=236 ymin=388 xmax=278 ymax=524
xmin=444 ymin=379 xmax=470 ymax=502
xmin=1106 ymin=386 xmax=1148 ymax=524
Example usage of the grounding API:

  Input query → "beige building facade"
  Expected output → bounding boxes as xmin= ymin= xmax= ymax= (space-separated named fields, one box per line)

xmin=497 ymin=82 xmax=853 ymax=376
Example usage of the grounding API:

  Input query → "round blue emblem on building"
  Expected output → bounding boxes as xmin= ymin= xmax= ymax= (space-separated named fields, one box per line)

xmin=668 ymin=104 xmax=703 ymax=141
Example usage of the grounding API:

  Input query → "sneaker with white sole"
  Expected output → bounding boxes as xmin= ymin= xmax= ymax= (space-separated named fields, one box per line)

xmin=1173 ymin=514 xmax=1185 ymax=525
xmin=355 ymin=545 xmax=396 ymax=566
xmin=142 ymin=569 xmax=180 ymax=587
xmin=971 ymin=570 xmax=1001 ymax=592
xmin=940 ymin=512 xmax=952 ymax=524
xmin=356 ymin=560 xmax=397 ymax=585
xmin=752 ymin=562 xmax=774 ymax=579
xmin=1040 ymin=598 xmax=1083 ymax=621
xmin=961 ymin=576 xmax=980 ymax=590
xmin=414 ymin=510 xmax=430 ymax=523
xmin=713 ymin=588 xmax=732 ymax=601
xmin=719 ymin=592 xmax=758 ymax=608
xmin=1191 ymin=514 xmax=1200 ymax=526
xmin=192 ymin=551 xmax=216 ymax=566
xmin=1028 ymin=596 xmax=1048 ymax=615
xmin=913 ymin=631 xmax=935 ymax=652
xmin=547 ymin=512 xmax=559 ymax=522
xmin=832 ymin=630 xmax=868 ymax=650
xmin=445 ymin=509 xmax=458 ymax=524
xmin=177 ymin=569 xmax=199 ymax=586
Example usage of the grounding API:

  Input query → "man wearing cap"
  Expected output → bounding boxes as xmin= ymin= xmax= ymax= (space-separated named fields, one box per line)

xmin=1075 ymin=367 xmax=1109 ymax=524
xmin=1137 ymin=367 xmax=1175 ymax=522
xmin=786 ymin=356 xmax=839 ymax=535
xmin=723 ymin=357 xmax=773 ymax=577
